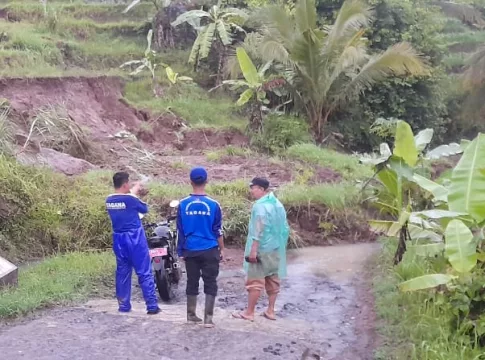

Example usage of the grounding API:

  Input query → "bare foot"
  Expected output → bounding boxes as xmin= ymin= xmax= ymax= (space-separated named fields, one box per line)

xmin=262 ymin=311 xmax=276 ymax=321
xmin=232 ymin=311 xmax=254 ymax=322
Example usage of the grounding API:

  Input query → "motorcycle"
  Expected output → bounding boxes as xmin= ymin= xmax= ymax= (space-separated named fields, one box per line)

xmin=143 ymin=199 xmax=182 ymax=302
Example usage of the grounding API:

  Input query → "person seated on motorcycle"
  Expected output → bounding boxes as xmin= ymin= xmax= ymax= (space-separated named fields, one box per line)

xmin=177 ymin=167 xmax=224 ymax=328
xmin=106 ymin=172 xmax=160 ymax=315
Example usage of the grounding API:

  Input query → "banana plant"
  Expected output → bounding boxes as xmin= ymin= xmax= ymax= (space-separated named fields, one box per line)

xmin=363 ymin=120 xmax=439 ymax=264
xmin=120 ymin=29 xmax=158 ymax=81
xmin=221 ymin=47 xmax=284 ymax=132
xmin=399 ymin=133 xmax=485 ymax=292
xmin=165 ymin=67 xmax=193 ymax=86
xmin=120 ymin=30 xmax=192 ymax=93
xmin=123 ymin=0 xmax=171 ymax=13
xmin=171 ymin=2 xmax=248 ymax=84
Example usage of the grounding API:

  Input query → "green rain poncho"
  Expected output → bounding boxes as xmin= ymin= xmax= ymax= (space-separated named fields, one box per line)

xmin=244 ymin=192 xmax=290 ymax=279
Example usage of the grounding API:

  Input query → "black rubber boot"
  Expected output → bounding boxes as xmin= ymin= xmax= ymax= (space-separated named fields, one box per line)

xmin=203 ymin=295 xmax=216 ymax=328
xmin=187 ymin=295 xmax=202 ymax=323
xmin=147 ymin=307 xmax=161 ymax=315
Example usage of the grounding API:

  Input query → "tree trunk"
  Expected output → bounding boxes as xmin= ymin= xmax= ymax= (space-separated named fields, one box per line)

xmin=310 ymin=106 xmax=329 ymax=143
xmin=248 ymin=101 xmax=263 ymax=133
xmin=394 ymin=223 xmax=410 ymax=265
xmin=152 ymin=3 xmax=196 ymax=51
xmin=153 ymin=9 xmax=174 ymax=50
xmin=215 ymin=44 xmax=226 ymax=86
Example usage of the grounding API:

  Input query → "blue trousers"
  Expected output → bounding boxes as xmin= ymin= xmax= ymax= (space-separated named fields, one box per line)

xmin=112 ymin=227 xmax=158 ymax=312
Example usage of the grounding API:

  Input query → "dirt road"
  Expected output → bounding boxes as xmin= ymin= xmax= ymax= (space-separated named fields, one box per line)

xmin=0 ymin=243 xmax=379 ymax=360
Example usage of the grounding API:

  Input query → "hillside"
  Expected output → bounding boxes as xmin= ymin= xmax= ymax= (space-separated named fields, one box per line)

xmin=0 ymin=0 xmax=376 ymax=264
xmin=3 ymin=0 xmax=485 ymax=359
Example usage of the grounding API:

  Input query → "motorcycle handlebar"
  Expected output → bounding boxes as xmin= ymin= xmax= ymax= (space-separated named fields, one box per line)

xmin=144 ymin=215 xmax=177 ymax=228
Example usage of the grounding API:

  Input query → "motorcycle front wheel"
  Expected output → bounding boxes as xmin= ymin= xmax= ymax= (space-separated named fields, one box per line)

xmin=154 ymin=266 xmax=171 ymax=302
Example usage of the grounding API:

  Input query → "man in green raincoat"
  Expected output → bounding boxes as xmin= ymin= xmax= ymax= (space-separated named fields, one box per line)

xmin=233 ymin=177 xmax=290 ymax=321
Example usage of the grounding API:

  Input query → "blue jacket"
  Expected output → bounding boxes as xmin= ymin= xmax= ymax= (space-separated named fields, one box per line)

xmin=176 ymin=194 xmax=223 ymax=257
xmin=106 ymin=193 xmax=148 ymax=233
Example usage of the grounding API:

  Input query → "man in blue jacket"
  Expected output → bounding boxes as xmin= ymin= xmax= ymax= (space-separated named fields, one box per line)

xmin=106 ymin=172 xmax=160 ymax=315
xmin=177 ymin=167 xmax=224 ymax=328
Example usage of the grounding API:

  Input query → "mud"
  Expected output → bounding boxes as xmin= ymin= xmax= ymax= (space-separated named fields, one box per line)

xmin=0 ymin=243 xmax=379 ymax=360
xmin=1 ymin=76 xmax=342 ymax=184
xmin=287 ymin=205 xmax=376 ymax=245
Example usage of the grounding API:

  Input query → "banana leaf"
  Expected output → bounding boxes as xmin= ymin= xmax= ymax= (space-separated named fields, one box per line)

xmin=394 ymin=120 xmax=418 ymax=167
xmin=412 ymin=173 xmax=448 ymax=203
xmin=448 ymin=133 xmax=485 ymax=223
xmin=407 ymin=243 xmax=444 ymax=257
xmin=445 ymin=219 xmax=477 ymax=273
xmin=414 ymin=128 xmax=434 ymax=152
xmin=236 ymin=47 xmax=260 ymax=86
xmin=399 ymin=274 xmax=455 ymax=292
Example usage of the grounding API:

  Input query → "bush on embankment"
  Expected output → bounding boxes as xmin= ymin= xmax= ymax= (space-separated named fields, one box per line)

xmin=0 ymin=155 xmax=112 ymax=261
xmin=0 ymin=154 xmax=373 ymax=262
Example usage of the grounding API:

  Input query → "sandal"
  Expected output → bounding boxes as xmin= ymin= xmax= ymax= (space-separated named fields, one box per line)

xmin=232 ymin=311 xmax=254 ymax=322
xmin=262 ymin=311 xmax=276 ymax=321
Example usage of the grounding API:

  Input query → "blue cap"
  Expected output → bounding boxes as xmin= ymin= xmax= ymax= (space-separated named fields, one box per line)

xmin=190 ymin=167 xmax=208 ymax=185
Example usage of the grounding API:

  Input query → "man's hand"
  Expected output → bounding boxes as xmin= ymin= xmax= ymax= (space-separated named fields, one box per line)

xmin=138 ymin=187 xmax=149 ymax=197
xmin=131 ymin=181 xmax=141 ymax=195
xmin=248 ymin=251 xmax=258 ymax=263
xmin=131 ymin=182 xmax=148 ymax=197
xmin=219 ymin=248 xmax=225 ymax=262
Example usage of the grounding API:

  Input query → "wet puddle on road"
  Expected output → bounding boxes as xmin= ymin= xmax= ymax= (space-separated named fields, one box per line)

xmin=0 ymin=243 xmax=379 ymax=360
xmin=85 ymin=243 xmax=380 ymax=358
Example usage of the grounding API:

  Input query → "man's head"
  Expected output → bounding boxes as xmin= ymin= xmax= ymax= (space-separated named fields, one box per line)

xmin=190 ymin=167 xmax=208 ymax=188
xmin=113 ymin=171 xmax=131 ymax=193
xmin=249 ymin=177 xmax=269 ymax=200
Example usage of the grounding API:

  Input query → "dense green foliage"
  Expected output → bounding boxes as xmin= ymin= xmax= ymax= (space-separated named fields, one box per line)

xmin=1 ymin=0 xmax=483 ymax=151
xmin=367 ymin=121 xmax=485 ymax=358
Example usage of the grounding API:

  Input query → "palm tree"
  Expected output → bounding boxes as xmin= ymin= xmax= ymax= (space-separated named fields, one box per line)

xmin=460 ymin=46 xmax=485 ymax=121
xmin=259 ymin=0 xmax=427 ymax=140
xmin=171 ymin=2 xmax=248 ymax=84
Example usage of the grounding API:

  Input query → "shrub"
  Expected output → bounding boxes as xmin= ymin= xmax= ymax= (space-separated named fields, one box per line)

xmin=286 ymin=143 xmax=373 ymax=180
xmin=0 ymin=155 xmax=112 ymax=261
xmin=251 ymin=114 xmax=311 ymax=154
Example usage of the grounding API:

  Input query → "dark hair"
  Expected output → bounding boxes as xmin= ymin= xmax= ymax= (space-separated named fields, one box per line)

xmin=249 ymin=177 xmax=270 ymax=190
xmin=113 ymin=172 xmax=129 ymax=189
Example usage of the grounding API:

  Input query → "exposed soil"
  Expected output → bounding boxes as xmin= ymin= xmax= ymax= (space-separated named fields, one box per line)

xmin=430 ymin=155 xmax=460 ymax=180
xmin=0 ymin=243 xmax=379 ymax=360
xmin=1 ymin=76 xmax=341 ymax=185
xmin=287 ymin=205 xmax=377 ymax=246
xmin=448 ymin=42 xmax=479 ymax=53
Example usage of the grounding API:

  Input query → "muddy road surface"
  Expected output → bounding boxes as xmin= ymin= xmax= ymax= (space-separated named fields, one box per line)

xmin=0 ymin=243 xmax=379 ymax=360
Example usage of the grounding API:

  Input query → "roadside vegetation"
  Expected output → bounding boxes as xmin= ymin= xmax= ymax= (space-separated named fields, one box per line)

xmin=1 ymin=0 xmax=485 ymax=356
xmin=363 ymin=118 xmax=485 ymax=359
xmin=0 ymin=252 xmax=114 ymax=318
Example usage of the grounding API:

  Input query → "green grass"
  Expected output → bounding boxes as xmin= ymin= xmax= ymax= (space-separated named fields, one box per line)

xmin=206 ymin=146 xmax=253 ymax=161
xmin=0 ymin=106 xmax=12 ymax=153
xmin=285 ymin=143 xmax=373 ymax=180
xmin=373 ymin=238 xmax=485 ymax=360
xmin=2 ymin=2 xmax=153 ymax=23
xmin=0 ymin=9 xmax=146 ymax=76
xmin=442 ymin=53 xmax=467 ymax=71
xmin=0 ymin=251 xmax=114 ymax=318
xmin=0 ymin=154 xmax=113 ymax=261
xmin=123 ymin=78 xmax=247 ymax=130
xmin=439 ymin=30 xmax=485 ymax=54
xmin=278 ymin=182 xmax=360 ymax=210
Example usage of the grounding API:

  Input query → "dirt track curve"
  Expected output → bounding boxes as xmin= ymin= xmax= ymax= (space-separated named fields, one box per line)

xmin=0 ymin=243 xmax=379 ymax=360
